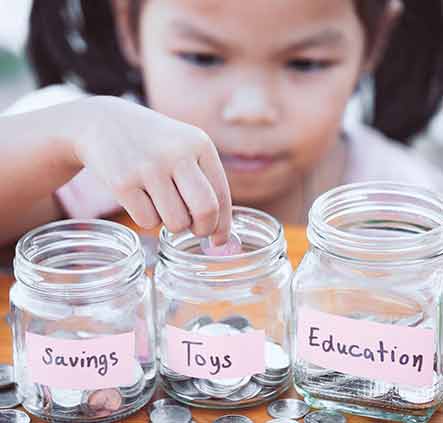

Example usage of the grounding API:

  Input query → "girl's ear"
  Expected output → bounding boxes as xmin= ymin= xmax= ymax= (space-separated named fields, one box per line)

xmin=362 ymin=0 xmax=404 ymax=73
xmin=111 ymin=0 xmax=141 ymax=68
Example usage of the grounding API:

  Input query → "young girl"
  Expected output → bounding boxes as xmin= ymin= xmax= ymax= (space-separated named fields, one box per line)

xmin=1 ymin=0 xmax=443 ymax=246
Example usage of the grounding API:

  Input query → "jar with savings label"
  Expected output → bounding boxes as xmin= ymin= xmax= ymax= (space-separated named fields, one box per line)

xmin=10 ymin=220 xmax=156 ymax=422
xmin=154 ymin=207 xmax=293 ymax=409
xmin=292 ymin=182 xmax=443 ymax=423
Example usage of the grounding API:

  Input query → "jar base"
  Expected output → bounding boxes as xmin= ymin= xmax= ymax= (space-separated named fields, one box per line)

xmin=296 ymin=385 xmax=440 ymax=423
xmin=22 ymin=384 xmax=156 ymax=423
xmin=161 ymin=378 xmax=290 ymax=410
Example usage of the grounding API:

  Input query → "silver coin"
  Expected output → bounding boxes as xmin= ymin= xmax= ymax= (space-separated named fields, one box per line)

xmin=213 ymin=416 xmax=253 ymax=423
xmin=51 ymin=388 xmax=82 ymax=409
xmin=150 ymin=405 xmax=192 ymax=423
xmin=148 ymin=398 xmax=185 ymax=419
xmin=219 ymin=315 xmax=251 ymax=332
xmin=0 ymin=387 xmax=23 ymax=409
xmin=265 ymin=342 xmax=290 ymax=372
xmin=170 ymin=380 xmax=211 ymax=400
xmin=267 ymin=399 xmax=310 ymax=419
xmin=152 ymin=398 xmax=182 ymax=409
xmin=0 ymin=409 xmax=30 ymax=423
xmin=197 ymin=323 xmax=241 ymax=336
xmin=226 ymin=381 xmax=262 ymax=402
xmin=304 ymin=411 xmax=347 ymax=423
xmin=266 ymin=420 xmax=298 ymax=423
xmin=0 ymin=366 xmax=14 ymax=390
xmin=185 ymin=315 xmax=214 ymax=332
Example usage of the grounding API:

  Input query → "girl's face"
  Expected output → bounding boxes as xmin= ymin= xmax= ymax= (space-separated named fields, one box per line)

xmin=135 ymin=0 xmax=366 ymax=205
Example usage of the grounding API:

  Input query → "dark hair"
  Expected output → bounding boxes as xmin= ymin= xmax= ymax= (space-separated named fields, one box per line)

xmin=27 ymin=0 xmax=443 ymax=144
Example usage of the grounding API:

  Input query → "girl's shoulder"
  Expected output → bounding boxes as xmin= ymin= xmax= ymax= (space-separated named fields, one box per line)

xmin=344 ymin=123 xmax=443 ymax=193
xmin=1 ymin=83 xmax=87 ymax=116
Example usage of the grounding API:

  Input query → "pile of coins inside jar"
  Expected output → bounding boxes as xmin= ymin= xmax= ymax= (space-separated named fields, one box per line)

xmin=23 ymin=361 xmax=156 ymax=420
xmin=148 ymin=397 xmax=349 ymax=423
xmin=160 ymin=314 xmax=291 ymax=407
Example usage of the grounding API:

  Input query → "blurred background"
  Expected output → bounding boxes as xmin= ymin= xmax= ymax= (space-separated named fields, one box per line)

xmin=0 ymin=0 xmax=34 ymax=111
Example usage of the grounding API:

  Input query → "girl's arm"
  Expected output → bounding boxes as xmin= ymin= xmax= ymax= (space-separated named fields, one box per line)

xmin=0 ymin=96 xmax=232 ymax=246
xmin=0 ymin=104 xmax=81 ymax=245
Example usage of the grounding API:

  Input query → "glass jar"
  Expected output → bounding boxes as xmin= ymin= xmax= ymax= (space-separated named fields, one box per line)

xmin=292 ymin=182 xmax=443 ymax=423
xmin=154 ymin=207 xmax=293 ymax=409
xmin=10 ymin=220 xmax=157 ymax=422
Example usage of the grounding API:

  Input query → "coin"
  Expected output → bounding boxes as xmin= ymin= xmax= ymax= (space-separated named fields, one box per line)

xmin=266 ymin=420 xmax=298 ymax=423
xmin=226 ymin=381 xmax=262 ymax=402
xmin=193 ymin=376 xmax=250 ymax=398
xmin=304 ymin=411 xmax=347 ymax=423
xmin=150 ymin=404 xmax=192 ymax=423
xmin=267 ymin=399 xmax=310 ymax=419
xmin=170 ymin=380 xmax=211 ymax=400
xmin=51 ymin=388 xmax=82 ymax=409
xmin=219 ymin=315 xmax=251 ymax=332
xmin=0 ymin=366 xmax=14 ymax=390
xmin=85 ymin=388 xmax=122 ymax=413
xmin=213 ymin=416 xmax=253 ymax=423
xmin=200 ymin=232 xmax=242 ymax=256
xmin=152 ymin=398 xmax=182 ymax=409
xmin=184 ymin=315 xmax=214 ymax=332
xmin=0 ymin=386 xmax=23 ymax=409
xmin=0 ymin=409 xmax=30 ymax=423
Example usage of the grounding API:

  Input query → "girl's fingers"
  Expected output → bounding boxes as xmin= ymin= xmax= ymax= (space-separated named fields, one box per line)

xmin=117 ymin=188 xmax=161 ymax=229
xmin=144 ymin=171 xmax=192 ymax=234
xmin=198 ymin=143 xmax=232 ymax=246
xmin=173 ymin=160 xmax=220 ymax=237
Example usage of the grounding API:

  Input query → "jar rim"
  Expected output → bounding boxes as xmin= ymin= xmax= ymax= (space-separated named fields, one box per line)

xmin=308 ymin=181 xmax=443 ymax=262
xmin=15 ymin=219 xmax=142 ymax=276
xmin=158 ymin=206 xmax=285 ymax=267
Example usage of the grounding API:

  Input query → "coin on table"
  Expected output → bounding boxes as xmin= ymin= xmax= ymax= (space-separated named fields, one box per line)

xmin=152 ymin=398 xmax=182 ymax=409
xmin=213 ymin=416 xmax=253 ymax=423
xmin=148 ymin=398 xmax=185 ymax=419
xmin=267 ymin=399 xmax=310 ymax=419
xmin=0 ymin=366 xmax=14 ymax=389
xmin=0 ymin=386 xmax=23 ymax=409
xmin=304 ymin=411 xmax=347 ymax=423
xmin=0 ymin=409 xmax=30 ymax=423
xmin=266 ymin=420 xmax=299 ymax=423
xmin=150 ymin=404 xmax=192 ymax=423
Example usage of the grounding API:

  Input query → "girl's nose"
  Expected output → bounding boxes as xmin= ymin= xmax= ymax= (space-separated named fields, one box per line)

xmin=222 ymin=83 xmax=278 ymax=126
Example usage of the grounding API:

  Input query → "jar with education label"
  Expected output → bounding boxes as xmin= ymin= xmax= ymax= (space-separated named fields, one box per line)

xmin=292 ymin=182 xmax=443 ymax=423
xmin=154 ymin=206 xmax=293 ymax=409
xmin=10 ymin=220 xmax=157 ymax=422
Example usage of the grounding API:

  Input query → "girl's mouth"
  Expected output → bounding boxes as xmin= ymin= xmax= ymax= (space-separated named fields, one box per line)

xmin=219 ymin=153 xmax=282 ymax=173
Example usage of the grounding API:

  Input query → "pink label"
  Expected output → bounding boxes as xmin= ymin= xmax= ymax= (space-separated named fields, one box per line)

xmin=297 ymin=307 xmax=435 ymax=387
xmin=27 ymin=332 xmax=136 ymax=390
xmin=166 ymin=325 xmax=265 ymax=379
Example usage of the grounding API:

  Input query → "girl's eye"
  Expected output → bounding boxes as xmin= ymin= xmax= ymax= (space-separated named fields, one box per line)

xmin=286 ymin=59 xmax=331 ymax=73
xmin=178 ymin=52 xmax=224 ymax=67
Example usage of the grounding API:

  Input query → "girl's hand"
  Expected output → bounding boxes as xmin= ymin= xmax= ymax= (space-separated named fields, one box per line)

xmin=68 ymin=96 xmax=232 ymax=245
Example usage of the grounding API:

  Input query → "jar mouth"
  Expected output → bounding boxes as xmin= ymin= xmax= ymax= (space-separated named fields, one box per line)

xmin=158 ymin=206 xmax=286 ymax=280
xmin=308 ymin=182 xmax=443 ymax=263
xmin=14 ymin=219 xmax=144 ymax=296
